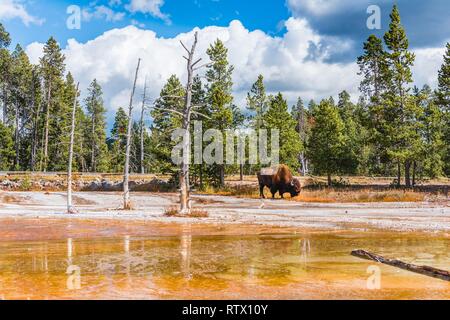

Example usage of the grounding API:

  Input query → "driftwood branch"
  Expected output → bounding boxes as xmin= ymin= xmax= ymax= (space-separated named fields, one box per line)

xmin=351 ymin=250 xmax=450 ymax=282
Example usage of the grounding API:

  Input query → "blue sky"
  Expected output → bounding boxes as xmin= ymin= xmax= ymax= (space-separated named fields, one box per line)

xmin=2 ymin=0 xmax=289 ymax=46
xmin=1 ymin=0 xmax=448 ymax=129
xmin=3 ymin=0 xmax=449 ymax=60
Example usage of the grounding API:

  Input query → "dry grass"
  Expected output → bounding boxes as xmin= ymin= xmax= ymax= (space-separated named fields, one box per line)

xmin=199 ymin=185 xmax=429 ymax=203
xmin=164 ymin=206 xmax=209 ymax=218
xmin=292 ymin=189 xmax=426 ymax=203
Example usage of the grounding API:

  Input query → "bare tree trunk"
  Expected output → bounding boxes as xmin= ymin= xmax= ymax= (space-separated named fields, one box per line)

xmin=199 ymin=164 xmax=204 ymax=189
xmin=412 ymin=161 xmax=417 ymax=187
xmin=80 ymin=140 xmax=85 ymax=172
xmin=90 ymin=110 xmax=96 ymax=172
xmin=240 ymin=164 xmax=244 ymax=182
xmin=2 ymin=83 xmax=7 ymax=125
xmin=139 ymin=79 xmax=147 ymax=174
xmin=405 ymin=160 xmax=411 ymax=188
xmin=14 ymin=101 xmax=19 ymax=168
xmin=43 ymin=81 xmax=52 ymax=172
xmin=31 ymin=73 xmax=40 ymax=171
xmin=219 ymin=165 xmax=225 ymax=187
xmin=397 ymin=160 xmax=401 ymax=188
xmin=123 ymin=58 xmax=141 ymax=210
xmin=327 ymin=172 xmax=332 ymax=187
xmin=179 ymin=33 xmax=199 ymax=215
xmin=67 ymin=83 xmax=79 ymax=214
xmin=300 ymin=153 xmax=307 ymax=176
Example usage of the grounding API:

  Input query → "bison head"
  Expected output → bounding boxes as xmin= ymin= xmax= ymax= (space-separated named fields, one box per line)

xmin=288 ymin=178 xmax=302 ymax=197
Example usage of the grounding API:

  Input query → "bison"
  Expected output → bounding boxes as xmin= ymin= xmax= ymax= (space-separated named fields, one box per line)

xmin=257 ymin=165 xmax=301 ymax=199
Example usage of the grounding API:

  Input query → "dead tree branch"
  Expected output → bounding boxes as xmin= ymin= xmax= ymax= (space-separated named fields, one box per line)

xmin=351 ymin=250 xmax=450 ymax=282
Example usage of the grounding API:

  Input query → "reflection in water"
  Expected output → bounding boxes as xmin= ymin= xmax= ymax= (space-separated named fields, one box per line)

xmin=0 ymin=222 xmax=449 ymax=300
xmin=67 ymin=238 xmax=73 ymax=266
xmin=300 ymin=239 xmax=311 ymax=269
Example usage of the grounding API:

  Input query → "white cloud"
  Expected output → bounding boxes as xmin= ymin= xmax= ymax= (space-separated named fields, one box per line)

xmin=0 ymin=0 xmax=44 ymax=26
xmin=25 ymin=19 xmax=445 ymax=128
xmin=126 ymin=0 xmax=171 ymax=24
xmin=413 ymin=46 xmax=446 ymax=89
xmin=82 ymin=5 xmax=126 ymax=22
xmin=25 ymin=42 xmax=44 ymax=65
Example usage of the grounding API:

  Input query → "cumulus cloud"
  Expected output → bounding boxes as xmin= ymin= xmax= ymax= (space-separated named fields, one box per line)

xmin=286 ymin=0 xmax=450 ymax=53
xmin=0 ymin=0 xmax=45 ymax=26
xmin=126 ymin=0 xmax=171 ymax=25
xmin=25 ymin=19 xmax=445 ymax=128
xmin=82 ymin=5 xmax=126 ymax=23
xmin=413 ymin=46 xmax=447 ymax=89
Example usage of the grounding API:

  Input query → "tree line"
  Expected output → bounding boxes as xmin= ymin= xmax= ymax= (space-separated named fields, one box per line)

xmin=0 ymin=5 xmax=449 ymax=188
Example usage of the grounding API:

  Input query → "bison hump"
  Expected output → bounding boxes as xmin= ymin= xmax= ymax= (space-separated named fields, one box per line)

xmin=277 ymin=165 xmax=293 ymax=183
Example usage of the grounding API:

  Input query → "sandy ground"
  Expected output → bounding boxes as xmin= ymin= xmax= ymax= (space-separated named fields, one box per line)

xmin=0 ymin=191 xmax=449 ymax=233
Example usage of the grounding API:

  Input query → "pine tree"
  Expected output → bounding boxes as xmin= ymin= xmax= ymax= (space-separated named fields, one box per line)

xmin=247 ymin=74 xmax=267 ymax=130
xmin=337 ymin=91 xmax=360 ymax=174
xmin=307 ymin=99 xmax=346 ymax=186
xmin=109 ymin=107 xmax=128 ymax=173
xmin=205 ymin=39 xmax=234 ymax=186
xmin=39 ymin=37 xmax=65 ymax=172
xmin=30 ymin=66 xmax=43 ymax=171
xmin=10 ymin=44 xmax=33 ymax=169
xmin=263 ymin=93 xmax=302 ymax=170
xmin=149 ymin=75 xmax=185 ymax=174
xmin=357 ymin=35 xmax=391 ymax=174
xmin=74 ymin=103 xmax=89 ymax=172
xmin=0 ymin=121 xmax=15 ymax=170
xmin=358 ymin=35 xmax=388 ymax=104
xmin=0 ymin=26 xmax=11 ymax=125
xmin=437 ymin=43 xmax=450 ymax=175
xmin=85 ymin=79 xmax=109 ymax=172
xmin=383 ymin=5 xmax=416 ymax=187
xmin=48 ymin=73 xmax=77 ymax=171
xmin=0 ymin=23 xmax=11 ymax=125
xmin=415 ymin=86 xmax=444 ymax=179
xmin=0 ymin=23 xmax=10 ymax=49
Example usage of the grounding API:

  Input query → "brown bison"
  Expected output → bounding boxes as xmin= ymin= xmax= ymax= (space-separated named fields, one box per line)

xmin=257 ymin=165 xmax=301 ymax=199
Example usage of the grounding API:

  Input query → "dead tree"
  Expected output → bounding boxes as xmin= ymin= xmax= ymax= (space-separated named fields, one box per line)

xmin=67 ymin=82 xmax=80 ymax=214
xmin=179 ymin=32 xmax=208 ymax=215
xmin=148 ymin=33 xmax=208 ymax=215
xmin=123 ymin=58 xmax=141 ymax=210
xmin=139 ymin=77 xmax=148 ymax=174
xmin=352 ymin=250 xmax=450 ymax=282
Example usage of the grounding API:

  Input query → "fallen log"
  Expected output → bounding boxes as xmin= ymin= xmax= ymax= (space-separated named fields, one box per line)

xmin=351 ymin=249 xmax=450 ymax=282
